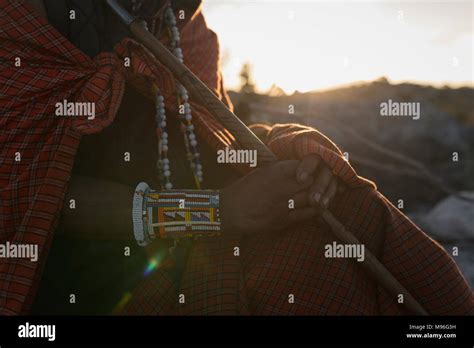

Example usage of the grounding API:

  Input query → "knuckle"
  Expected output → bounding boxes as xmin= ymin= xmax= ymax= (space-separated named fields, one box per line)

xmin=322 ymin=166 xmax=333 ymax=178
xmin=310 ymin=183 xmax=323 ymax=194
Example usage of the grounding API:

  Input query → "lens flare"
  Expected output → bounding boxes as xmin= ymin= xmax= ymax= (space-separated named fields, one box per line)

xmin=112 ymin=292 xmax=132 ymax=314
xmin=143 ymin=251 xmax=166 ymax=277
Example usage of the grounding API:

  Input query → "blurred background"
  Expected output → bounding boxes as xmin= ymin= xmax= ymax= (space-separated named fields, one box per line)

xmin=203 ymin=1 xmax=474 ymax=285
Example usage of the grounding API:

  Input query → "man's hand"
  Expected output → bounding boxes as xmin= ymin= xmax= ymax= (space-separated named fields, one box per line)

xmin=220 ymin=160 xmax=316 ymax=235
xmin=296 ymin=154 xmax=345 ymax=209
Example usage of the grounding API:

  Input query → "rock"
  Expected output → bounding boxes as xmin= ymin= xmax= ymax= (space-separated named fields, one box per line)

xmin=420 ymin=191 xmax=474 ymax=241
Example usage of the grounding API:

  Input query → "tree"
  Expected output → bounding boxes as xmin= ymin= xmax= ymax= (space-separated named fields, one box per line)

xmin=235 ymin=62 xmax=257 ymax=125
xmin=239 ymin=63 xmax=255 ymax=95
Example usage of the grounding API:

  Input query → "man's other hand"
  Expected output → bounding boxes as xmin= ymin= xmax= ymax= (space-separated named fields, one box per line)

xmin=296 ymin=154 xmax=346 ymax=209
xmin=220 ymin=160 xmax=316 ymax=235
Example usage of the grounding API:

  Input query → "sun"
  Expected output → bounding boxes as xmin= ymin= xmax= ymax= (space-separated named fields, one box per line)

xmin=203 ymin=1 xmax=473 ymax=94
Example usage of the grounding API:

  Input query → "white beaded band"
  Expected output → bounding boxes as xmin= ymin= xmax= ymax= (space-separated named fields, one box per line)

xmin=132 ymin=182 xmax=151 ymax=246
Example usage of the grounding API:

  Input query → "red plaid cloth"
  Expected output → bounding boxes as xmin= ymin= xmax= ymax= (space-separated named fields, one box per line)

xmin=1 ymin=0 xmax=472 ymax=315
xmin=0 ymin=0 xmax=238 ymax=314
xmin=124 ymin=124 xmax=474 ymax=315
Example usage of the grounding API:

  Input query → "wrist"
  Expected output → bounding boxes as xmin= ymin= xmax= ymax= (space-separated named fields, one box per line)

xmin=145 ymin=189 xmax=222 ymax=240
xmin=132 ymin=182 xmax=152 ymax=246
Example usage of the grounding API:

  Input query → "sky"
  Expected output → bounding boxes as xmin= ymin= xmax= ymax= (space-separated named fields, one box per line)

xmin=202 ymin=0 xmax=473 ymax=93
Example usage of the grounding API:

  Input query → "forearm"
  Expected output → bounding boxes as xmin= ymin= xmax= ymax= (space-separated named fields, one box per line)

xmin=58 ymin=175 xmax=134 ymax=239
xmin=59 ymin=175 xmax=225 ymax=242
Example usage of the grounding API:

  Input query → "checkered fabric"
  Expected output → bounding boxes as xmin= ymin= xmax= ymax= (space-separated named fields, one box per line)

xmin=124 ymin=123 xmax=473 ymax=315
xmin=1 ymin=0 xmax=472 ymax=315
xmin=0 ymin=0 xmax=238 ymax=314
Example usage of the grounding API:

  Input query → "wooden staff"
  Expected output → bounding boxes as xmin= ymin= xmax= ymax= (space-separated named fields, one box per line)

xmin=105 ymin=0 xmax=428 ymax=316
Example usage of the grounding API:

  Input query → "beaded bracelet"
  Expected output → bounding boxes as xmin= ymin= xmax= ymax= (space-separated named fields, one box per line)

xmin=132 ymin=182 xmax=221 ymax=246
xmin=132 ymin=182 xmax=152 ymax=246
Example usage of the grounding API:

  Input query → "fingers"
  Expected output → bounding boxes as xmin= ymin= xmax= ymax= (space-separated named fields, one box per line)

xmin=271 ymin=159 xmax=345 ymax=206
xmin=273 ymin=160 xmax=300 ymax=178
xmin=321 ymin=177 xmax=338 ymax=208
xmin=337 ymin=180 xmax=347 ymax=194
xmin=289 ymin=191 xmax=309 ymax=209
xmin=274 ymin=160 xmax=313 ymax=194
xmin=296 ymin=154 xmax=320 ymax=184
xmin=288 ymin=206 xmax=319 ymax=222
xmin=308 ymin=165 xmax=333 ymax=206
xmin=287 ymin=191 xmax=319 ymax=223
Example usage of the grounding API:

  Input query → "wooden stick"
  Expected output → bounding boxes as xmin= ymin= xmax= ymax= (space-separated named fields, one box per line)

xmin=105 ymin=0 xmax=428 ymax=315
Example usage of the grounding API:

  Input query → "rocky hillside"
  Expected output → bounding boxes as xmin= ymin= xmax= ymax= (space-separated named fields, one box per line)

xmin=229 ymin=79 xmax=474 ymax=286
xmin=229 ymin=79 xmax=474 ymax=210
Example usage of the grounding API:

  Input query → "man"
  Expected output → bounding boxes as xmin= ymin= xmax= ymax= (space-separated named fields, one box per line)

xmin=0 ymin=0 xmax=472 ymax=315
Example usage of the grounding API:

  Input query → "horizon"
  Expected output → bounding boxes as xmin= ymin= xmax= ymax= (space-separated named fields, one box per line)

xmin=225 ymin=76 xmax=474 ymax=95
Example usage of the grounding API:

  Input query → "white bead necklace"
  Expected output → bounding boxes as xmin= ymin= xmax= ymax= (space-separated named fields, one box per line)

xmin=150 ymin=3 xmax=203 ymax=190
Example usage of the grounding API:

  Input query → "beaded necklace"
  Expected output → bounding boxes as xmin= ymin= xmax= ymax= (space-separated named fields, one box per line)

xmin=133 ymin=1 xmax=203 ymax=190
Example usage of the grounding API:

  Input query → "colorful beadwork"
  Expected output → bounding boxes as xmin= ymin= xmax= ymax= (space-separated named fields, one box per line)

xmin=144 ymin=190 xmax=221 ymax=239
